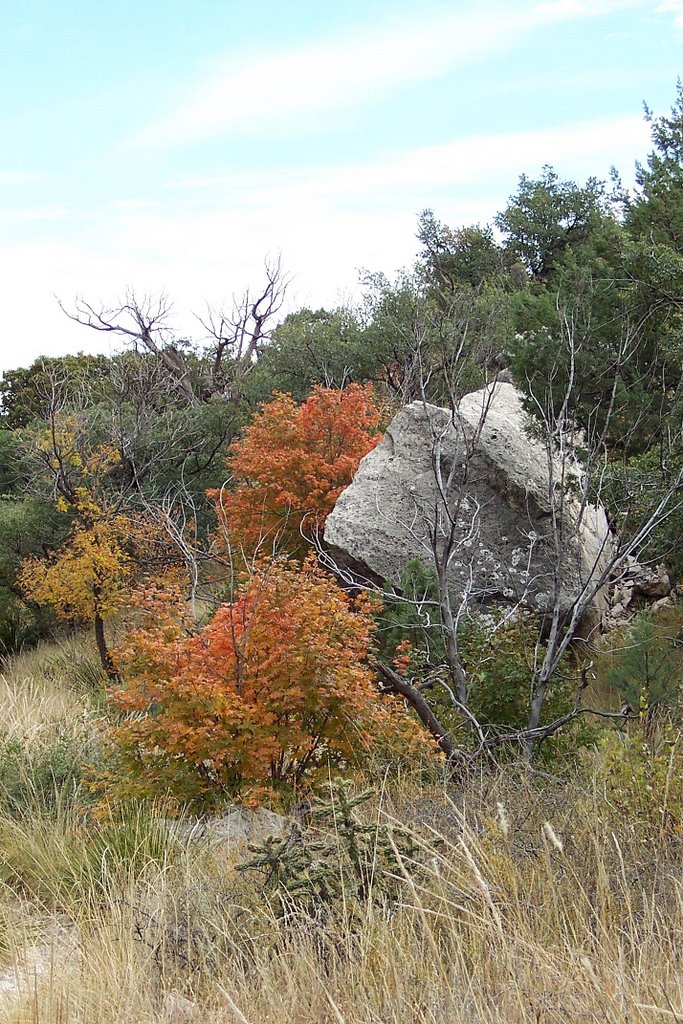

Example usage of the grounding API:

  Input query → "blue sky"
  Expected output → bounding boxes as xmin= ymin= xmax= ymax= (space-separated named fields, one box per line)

xmin=0 ymin=0 xmax=681 ymax=372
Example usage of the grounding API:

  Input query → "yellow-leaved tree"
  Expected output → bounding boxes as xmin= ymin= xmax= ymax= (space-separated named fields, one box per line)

xmin=20 ymin=416 xmax=183 ymax=676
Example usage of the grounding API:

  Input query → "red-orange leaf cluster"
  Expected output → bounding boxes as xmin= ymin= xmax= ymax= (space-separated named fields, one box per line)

xmin=107 ymin=557 xmax=424 ymax=808
xmin=208 ymin=384 xmax=382 ymax=557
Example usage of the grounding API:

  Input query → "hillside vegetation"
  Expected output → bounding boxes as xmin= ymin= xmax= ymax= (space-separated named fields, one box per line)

xmin=0 ymin=88 xmax=681 ymax=1020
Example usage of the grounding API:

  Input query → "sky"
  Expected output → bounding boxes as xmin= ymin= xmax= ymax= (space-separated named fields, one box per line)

xmin=0 ymin=0 xmax=681 ymax=374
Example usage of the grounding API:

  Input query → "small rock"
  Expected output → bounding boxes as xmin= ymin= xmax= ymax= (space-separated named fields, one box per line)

xmin=180 ymin=806 xmax=288 ymax=852
xmin=162 ymin=993 xmax=199 ymax=1023
xmin=634 ymin=564 xmax=671 ymax=600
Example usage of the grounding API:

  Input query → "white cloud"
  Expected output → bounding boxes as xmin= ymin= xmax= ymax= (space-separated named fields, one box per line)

xmin=0 ymin=172 xmax=43 ymax=187
xmin=0 ymin=114 xmax=650 ymax=374
xmin=656 ymin=0 xmax=683 ymax=29
xmin=158 ymin=116 xmax=648 ymax=288
xmin=0 ymin=205 xmax=67 ymax=225
xmin=535 ymin=0 xmax=639 ymax=18
xmin=131 ymin=12 xmax=505 ymax=147
xmin=132 ymin=2 xmax=640 ymax=148
xmin=168 ymin=115 xmax=648 ymax=200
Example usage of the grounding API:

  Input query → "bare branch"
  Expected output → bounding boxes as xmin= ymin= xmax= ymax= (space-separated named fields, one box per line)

xmin=59 ymin=291 xmax=199 ymax=406
xmin=196 ymin=255 xmax=290 ymax=396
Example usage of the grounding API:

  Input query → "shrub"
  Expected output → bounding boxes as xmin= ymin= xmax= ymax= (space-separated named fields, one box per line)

xmin=0 ymin=734 xmax=83 ymax=818
xmin=209 ymin=384 xmax=382 ymax=557
xmin=376 ymin=561 xmax=586 ymax=758
xmin=105 ymin=558 xmax=425 ymax=810
xmin=594 ymin=726 xmax=683 ymax=844
xmin=237 ymin=780 xmax=440 ymax=922
xmin=602 ymin=609 xmax=683 ymax=720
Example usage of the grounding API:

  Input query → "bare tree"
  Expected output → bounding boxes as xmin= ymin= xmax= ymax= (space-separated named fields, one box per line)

xmin=196 ymin=255 xmax=289 ymax=398
xmin=59 ymin=256 xmax=290 ymax=404
xmin=519 ymin=304 xmax=683 ymax=755
xmin=60 ymin=292 xmax=199 ymax=407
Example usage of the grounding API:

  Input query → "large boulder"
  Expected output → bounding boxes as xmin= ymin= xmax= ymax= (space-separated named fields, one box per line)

xmin=323 ymin=383 xmax=613 ymax=625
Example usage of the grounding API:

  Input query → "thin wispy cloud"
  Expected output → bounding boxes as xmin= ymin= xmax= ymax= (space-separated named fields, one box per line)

xmin=130 ymin=12 xmax=511 ymax=147
xmin=168 ymin=115 xmax=648 ymax=200
xmin=132 ymin=1 xmax=641 ymax=149
xmin=0 ymin=109 xmax=651 ymax=373
xmin=657 ymin=0 xmax=683 ymax=29
xmin=535 ymin=0 xmax=640 ymax=18
xmin=0 ymin=171 xmax=43 ymax=187
xmin=0 ymin=0 xmax=677 ymax=372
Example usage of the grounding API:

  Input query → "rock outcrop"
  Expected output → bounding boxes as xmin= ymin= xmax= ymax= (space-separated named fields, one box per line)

xmin=603 ymin=556 xmax=673 ymax=629
xmin=324 ymin=383 xmax=613 ymax=625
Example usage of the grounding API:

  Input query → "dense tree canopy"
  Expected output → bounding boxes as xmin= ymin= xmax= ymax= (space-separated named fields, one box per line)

xmin=210 ymin=383 xmax=382 ymax=558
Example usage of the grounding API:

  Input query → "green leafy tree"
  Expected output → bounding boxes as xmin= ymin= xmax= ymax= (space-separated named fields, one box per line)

xmin=0 ymin=354 xmax=111 ymax=429
xmin=360 ymin=269 xmax=511 ymax=404
xmin=604 ymin=610 xmax=683 ymax=719
xmin=0 ymin=432 xmax=66 ymax=657
xmin=627 ymin=80 xmax=683 ymax=250
xmin=417 ymin=209 xmax=512 ymax=294
xmin=0 ymin=503 xmax=63 ymax=659
xmin=495 ymin=166 xmax=612 ymax=282
xmin=247 ymin=307 xmax=375 ymax=404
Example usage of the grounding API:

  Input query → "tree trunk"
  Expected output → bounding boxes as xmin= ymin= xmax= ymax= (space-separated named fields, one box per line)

xmin=94 ymin=611 xmax=118 ymax=681
xmin=524 ymin=672 xmax=550 ymax=760
xmin=372 ymin=659 xmax=460 ymax=763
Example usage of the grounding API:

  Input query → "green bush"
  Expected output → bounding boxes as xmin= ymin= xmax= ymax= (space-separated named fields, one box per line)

xmin=601 ymin=608 xmax=683 ymax=720
xmin=594 ymin=726 xmax=683 ymax=844
xmin=603 ymin=448 xmax=683 ymax=584
xmin=0 ymin=734 xmax=84 ymax=818
xmin=376 ymin=561 xmax=589 ymax=760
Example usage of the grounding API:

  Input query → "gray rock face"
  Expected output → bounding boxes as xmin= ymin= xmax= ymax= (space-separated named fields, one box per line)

xmin=323 ymin=383 xmax=613 ymax=624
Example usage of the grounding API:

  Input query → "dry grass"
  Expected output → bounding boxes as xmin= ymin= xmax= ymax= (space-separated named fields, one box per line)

xmin=0 ymin=635 xmax=101 ymax=750
xmin=0 ymin=639 xmax=680 ymax=1022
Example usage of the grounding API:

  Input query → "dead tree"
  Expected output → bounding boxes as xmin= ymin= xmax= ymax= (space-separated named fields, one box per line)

xmin=60 ymin=292 xmax=199 ymax=407
xmin=196 ymin=254 xmax=289 ymax=398
xmin=59 ymin=256 xmax=289 ymax=404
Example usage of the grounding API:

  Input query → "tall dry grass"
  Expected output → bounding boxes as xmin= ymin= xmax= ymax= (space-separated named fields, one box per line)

xmin=0 ymin=634 xmax=102 ymax=745
xmin=0 ymin=638 xmax=680 ymax=1022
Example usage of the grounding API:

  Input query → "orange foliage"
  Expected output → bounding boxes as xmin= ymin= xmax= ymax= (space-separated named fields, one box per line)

xmin=106 ymin=557 xmax=424 ymax=808
xmin=208 ymin=384 xmax=382 ymax=557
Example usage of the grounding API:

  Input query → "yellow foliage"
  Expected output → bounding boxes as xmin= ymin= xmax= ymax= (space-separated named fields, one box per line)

xmin=21 ymin=417 xmax=185 ymax=627
xmin=20 ymin=516 xmax=134 ymax=622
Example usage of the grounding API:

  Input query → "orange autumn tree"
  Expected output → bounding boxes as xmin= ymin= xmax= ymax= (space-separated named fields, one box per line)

xmin=209 ymin=383 xmax=382 ymax=557
xmin=106 ymin=557 xmax=425 ymax=809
